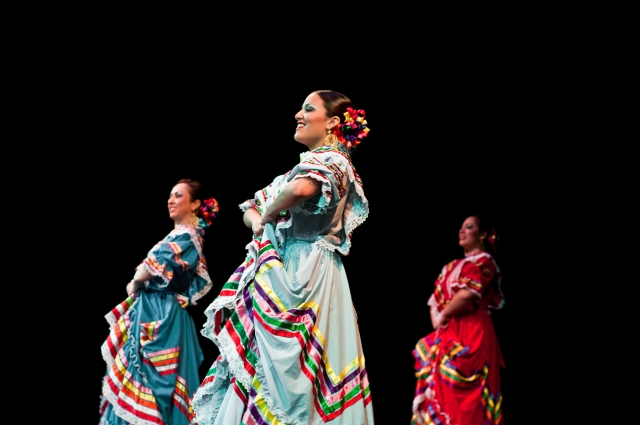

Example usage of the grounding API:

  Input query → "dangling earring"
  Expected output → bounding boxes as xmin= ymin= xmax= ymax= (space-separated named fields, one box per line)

xmin=479 ymin=239 xmax=485 ymax=251
xmin=189 ymin=213 xmax=199 ymax=227
xmin=324 ymin=129 xmax=339 ymax=148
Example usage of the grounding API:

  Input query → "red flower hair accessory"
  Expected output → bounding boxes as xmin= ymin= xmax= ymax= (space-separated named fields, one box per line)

xmin=333 ymin=107 xmax=370 ymax=152
xmin=485 ymin=228 xmax=499 ymax=253
xmin=200 ymin=198 xmax=219 ymax=225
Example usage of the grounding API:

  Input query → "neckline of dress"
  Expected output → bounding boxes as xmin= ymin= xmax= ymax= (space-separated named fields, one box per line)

xmin=464 ymin=250 xmax=487 ymax=258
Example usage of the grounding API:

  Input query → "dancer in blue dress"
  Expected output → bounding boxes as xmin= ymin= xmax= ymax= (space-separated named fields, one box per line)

xmin=98 ymin=179 xmax=218 ymax=425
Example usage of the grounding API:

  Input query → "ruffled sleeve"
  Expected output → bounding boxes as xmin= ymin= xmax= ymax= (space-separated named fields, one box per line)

xmin=289 ymin=148 xmax=351 ymax=215
xmin=238 ymin=148 xmax=369 ymax=256
xmin=137 ymin=226 xmax=212 ymax=305
xmin=429 ymin=260 xmax=457 ymax=311
xmin=239 ymin=173 xmax=290 ymax=215
xmin=190 ymin=254 xmax=213 ymax=304
xmin=290 ymin=148 xmax=369 ymax=254
xmin=456 ymin=254 xmax=504 ymax=309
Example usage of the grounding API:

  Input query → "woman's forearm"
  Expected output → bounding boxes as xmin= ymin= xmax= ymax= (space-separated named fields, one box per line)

xmin=430 ymin=305 xmax=439 ymax=329
xmin=263 ymin=178 xmax=321 ymax=223
xmin=441 ymin=289 xmax=476 ymax=321
xmin=127 ymin=268 xmax=153 ymax=295
xmin=243 ymin=208 xmax=262 ymax=229
xmin=133 ymin=268 xmax=153 ymax=284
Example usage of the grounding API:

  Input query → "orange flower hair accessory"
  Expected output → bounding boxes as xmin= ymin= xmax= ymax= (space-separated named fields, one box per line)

xmin=200 ymin=198 xmax=219 ymax=225
xmin=334 ymin=107 xmax=370 ymax=152
xmin=485 ymin=228 xmax=499 ymax=253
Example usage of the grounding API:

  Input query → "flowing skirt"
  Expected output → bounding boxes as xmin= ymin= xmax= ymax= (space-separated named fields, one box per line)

xmin=191 ymin=225 xmax=374 ymax=425
xmin=99 ymin=291 xmax=204 ymax=425
xmin=411 ymin=308 xmax=505 ymax=425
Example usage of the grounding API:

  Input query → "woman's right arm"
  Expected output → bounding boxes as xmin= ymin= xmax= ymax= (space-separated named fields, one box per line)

xmin=434 ymin=288 xmax=476 ymax=329
xmin=260 ymin=178 xmax=321 ymax=226
xmin=430 ymin=303 xmax=439 ymax=329
xmin=244 ymin=177 xmax=321 ymax=236
xmin=243 ymin=207 xmax=265 ymax=236
xmin=433 ymin=255 xmax=498 ymax=327
xmin=126 ymin=268 xmax=153 ymax=296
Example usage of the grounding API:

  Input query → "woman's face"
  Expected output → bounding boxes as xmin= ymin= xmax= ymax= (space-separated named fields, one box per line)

xmin=294 ymin=93 xmax=334 ymax=150
xmin=168 ymin=183 xmax=199 ymax=225
xmin=458 ymin=216 xmax=486 ymax=251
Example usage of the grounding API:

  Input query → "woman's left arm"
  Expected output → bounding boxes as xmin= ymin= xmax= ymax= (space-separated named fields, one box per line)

xmin=260 ymin=177 xmax=321 ymax=225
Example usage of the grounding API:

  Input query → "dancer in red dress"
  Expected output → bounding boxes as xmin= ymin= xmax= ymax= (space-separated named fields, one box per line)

xmin=411 ymin=215 xmax=505 ymax=425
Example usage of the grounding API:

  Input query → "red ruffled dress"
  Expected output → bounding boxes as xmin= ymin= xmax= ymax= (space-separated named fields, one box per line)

xmin=411 ymin=252 xmax=505 ymax=425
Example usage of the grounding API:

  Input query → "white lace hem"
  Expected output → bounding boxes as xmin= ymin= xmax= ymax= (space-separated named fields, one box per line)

xmin=216 ymin=331 xmax=253 ymax=389
xmin=412 ymin=389 xmax=454 ymax=425
xmin=101 ymin=339 xmax=114 ymax=368
xmin=101 ymin=306 xmax=148 ymax=384
xmin=104 ymin=311 xmax=118 ymax=329
xmin=191 ymin=261 xmax=214 ymax=305
xmin=101 ymin=388 xmax=160 ymax=425
xmin=198 ymin=248 xmax=258 ymax=398
xmin=346 ymin=209 xmax=368 ymax=235
xmin=343 ymin=155 xmax=367 ymax=202
xmin=138 ymin=261 xmax=170 ymax=286
xmin=191 ymin=359 xmax=229 ymax=425
xmin=312 ymin=238 xmax=345 ymax=256
xmin=191 ymin=280 xmax=212 ymax=306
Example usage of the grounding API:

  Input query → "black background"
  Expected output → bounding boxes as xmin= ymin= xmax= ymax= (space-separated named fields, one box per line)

xmin=74 ymin=70 xmax=545 ymax=424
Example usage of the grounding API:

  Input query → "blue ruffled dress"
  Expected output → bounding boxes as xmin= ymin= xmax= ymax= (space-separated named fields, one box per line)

xmin=99 ymin=220 xmax=213 ymax=425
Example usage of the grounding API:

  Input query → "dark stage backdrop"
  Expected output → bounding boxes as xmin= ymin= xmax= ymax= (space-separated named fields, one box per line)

xmin=80 ymin=81 xmax=539 ymax=424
